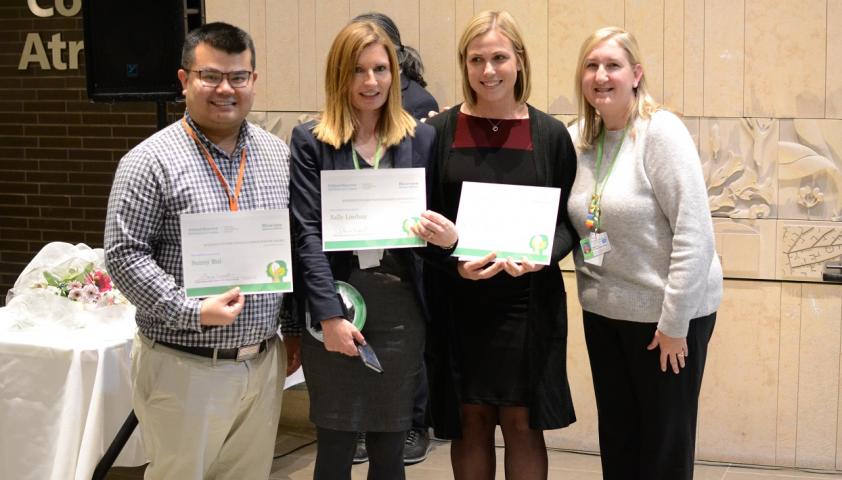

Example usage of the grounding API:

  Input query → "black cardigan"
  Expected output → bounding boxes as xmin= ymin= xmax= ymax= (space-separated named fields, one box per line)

xmin=423 ymin=104 xmax=578 ymax=438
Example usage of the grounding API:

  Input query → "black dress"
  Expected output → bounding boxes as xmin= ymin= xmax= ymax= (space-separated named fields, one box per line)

xmin=444 ymin=112 xmax=537 ymax=405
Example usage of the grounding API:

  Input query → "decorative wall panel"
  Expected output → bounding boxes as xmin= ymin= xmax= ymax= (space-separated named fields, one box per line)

xmin=701 ymin=118 xmax=778 ymax=219
xmin=778 ymin=119 xmax=842 ymax=221
xmin=777 ymin=221 xmax=842 ymax=281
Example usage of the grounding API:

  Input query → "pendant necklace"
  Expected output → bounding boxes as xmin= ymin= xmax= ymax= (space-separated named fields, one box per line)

xmin=487 ymin=118 xmax=503 ymax=132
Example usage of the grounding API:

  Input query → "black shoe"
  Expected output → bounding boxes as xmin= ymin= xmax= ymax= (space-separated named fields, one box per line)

xmin=352 ymin=432 xmax=368 ymax=464
xmin=403 ymin=428 xmax=431 ymax=465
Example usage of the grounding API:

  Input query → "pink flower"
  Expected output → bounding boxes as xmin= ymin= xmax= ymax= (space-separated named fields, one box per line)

xmin=68 ymin=281 xmax=83 ymax=290
xmin=68 ymin=288 xmax=83 ymax=301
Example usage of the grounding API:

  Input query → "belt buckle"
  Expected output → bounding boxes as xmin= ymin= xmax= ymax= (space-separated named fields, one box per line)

xmin=236 ymin=342 xmax=260 ymax=361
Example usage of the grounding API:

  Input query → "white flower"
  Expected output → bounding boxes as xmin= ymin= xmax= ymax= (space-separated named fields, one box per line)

xmin=45 ymin=286 xmax=62 ymax=296
xmin=81 ymin=284 xmax=100 ymax=303
xmin=68 ymin=281 xmax=83 ymax=290
xmin=798 ymin=186 xmax=824 ymax=209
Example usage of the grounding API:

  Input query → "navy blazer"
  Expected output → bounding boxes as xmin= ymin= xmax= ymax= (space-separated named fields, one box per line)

xmin=289 ymin=120 xmax=436 ymax=327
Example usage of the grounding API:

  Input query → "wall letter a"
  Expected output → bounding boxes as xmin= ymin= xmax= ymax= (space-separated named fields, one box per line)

xmin=18 ymin=33 xmax=50 ymax=70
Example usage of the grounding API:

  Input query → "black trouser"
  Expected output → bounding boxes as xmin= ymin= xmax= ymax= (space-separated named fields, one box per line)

xmin=583 ymin=311 xmax=716 ymax=480
xmin=411 ymin=360 xmax=429 ymax=429
xmin=315 ymin=427 xmax=406 ymax=480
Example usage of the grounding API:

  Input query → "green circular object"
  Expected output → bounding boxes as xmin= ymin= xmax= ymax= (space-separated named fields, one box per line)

xmin=306 ymin=281 xmax=367 ymax=342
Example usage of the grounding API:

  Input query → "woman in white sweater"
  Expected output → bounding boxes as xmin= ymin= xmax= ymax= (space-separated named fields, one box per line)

xmin=567 ymin=27 xmax=722 ymax=480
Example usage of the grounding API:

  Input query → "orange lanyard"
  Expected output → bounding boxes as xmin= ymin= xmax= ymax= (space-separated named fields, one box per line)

xmin=181 ymin=117 xmax=247 ymax=212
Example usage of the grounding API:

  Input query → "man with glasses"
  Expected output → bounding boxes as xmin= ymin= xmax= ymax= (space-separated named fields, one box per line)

xmin=105 ymin=22 xmax=297 ymax=479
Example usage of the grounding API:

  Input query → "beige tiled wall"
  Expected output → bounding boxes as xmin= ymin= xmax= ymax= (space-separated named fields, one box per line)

xmin=210 ymin=0 xmax=842 ymax=470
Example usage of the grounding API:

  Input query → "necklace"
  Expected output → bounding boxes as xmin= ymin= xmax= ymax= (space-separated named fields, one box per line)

xmin=486 ymin=118 xmax=503 ymax=132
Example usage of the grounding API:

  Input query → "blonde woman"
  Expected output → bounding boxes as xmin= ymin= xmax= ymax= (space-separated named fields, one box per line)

xmin=422 ymin=10 xmax=577 ymax=480
xmin=287 ymin=20 xmax=451 ymax=479
xmin=568 ymin=27 xmax=722 ymax=480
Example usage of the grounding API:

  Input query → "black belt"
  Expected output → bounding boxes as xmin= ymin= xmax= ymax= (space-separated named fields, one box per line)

xmin=157 ymin=338 xmax=271 ymax=361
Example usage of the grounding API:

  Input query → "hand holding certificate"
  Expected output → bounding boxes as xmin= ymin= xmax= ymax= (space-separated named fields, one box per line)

xmin=320 ymin=168 xmax=427 ymax=251
xmin=180 ymin=209 xmax=294 ymax=298
xmin=453 ymin=182 xmax=561 ymax=265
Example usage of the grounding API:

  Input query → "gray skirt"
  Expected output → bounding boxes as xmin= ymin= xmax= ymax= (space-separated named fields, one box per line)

xmin=302 ymin=257 xmax=425 ymax=432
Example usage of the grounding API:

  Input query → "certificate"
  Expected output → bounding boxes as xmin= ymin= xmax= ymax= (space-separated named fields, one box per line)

xmin=320 ymin=168 xmax=427 ymax=251
xmin=453 ymin=182 xmax=560 ymax=265
xmin=180 ymin=209 xmax=293 ymax=298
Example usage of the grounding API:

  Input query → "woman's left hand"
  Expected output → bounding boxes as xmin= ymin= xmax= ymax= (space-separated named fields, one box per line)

xmin=411 ymin=210 xmax=458 ymax=248
xmin=646 ymin=329 xmax=688 ymax=374
xmin=501 ymin=257 xmax=544 ymax=277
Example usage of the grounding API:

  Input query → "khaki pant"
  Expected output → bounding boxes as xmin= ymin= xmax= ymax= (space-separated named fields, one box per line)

xmin=132 ymin=333 xmax=287 ymax=480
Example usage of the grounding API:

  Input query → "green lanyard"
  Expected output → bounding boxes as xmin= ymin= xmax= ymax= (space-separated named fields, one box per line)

xmin=585 ymin=127 xmax=626 ymax=232
xmin=351 ymin=135 xmax=383 ymax=170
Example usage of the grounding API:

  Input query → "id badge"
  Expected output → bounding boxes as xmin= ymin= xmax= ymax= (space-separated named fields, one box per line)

xmin=355 ymin=249 xmax=383 ymax=269
xmin=589 ymin=231 xmax=611 ymax=256
xmin=580 ymin=231 xmax=611 ymax=266
xmin=580 ymin=237 xmax=603 ymax=266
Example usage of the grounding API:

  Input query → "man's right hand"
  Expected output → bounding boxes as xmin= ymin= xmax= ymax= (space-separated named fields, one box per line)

xmin=321 ymin=317 xmax=365 ymax=357
xmin=199 ymin=287 xmax=245 ymax=326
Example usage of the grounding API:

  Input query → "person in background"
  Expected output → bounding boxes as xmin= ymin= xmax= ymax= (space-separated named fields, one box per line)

xmin=567 ymin=26 xmax=723 ymax=480
xmin=286 ymin=19 xmax=453 ymax=479
xmin=104 ymin=22 xmax=296 ymax=479
xmin=350 ymin=10 xmax=439 ymax=466
xmin=422 ymin=10 xmax=578 ymax=480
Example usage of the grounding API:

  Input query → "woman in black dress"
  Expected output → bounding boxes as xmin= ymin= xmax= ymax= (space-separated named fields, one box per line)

xmin=419 ymin=10 xmax=578 ymax=480
xmin=286 ymin=20 xmax=454 ymax=479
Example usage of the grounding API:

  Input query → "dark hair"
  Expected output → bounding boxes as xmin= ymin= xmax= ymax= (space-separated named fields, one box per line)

xmin=351 ymin=12 xmax=428 ymax=87
xmin=181 ymin=22 xmax=256 ymax=70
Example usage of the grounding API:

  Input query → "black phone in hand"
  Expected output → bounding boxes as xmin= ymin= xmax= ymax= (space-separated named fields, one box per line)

xmin=357 ymin=342 xmax=383 ymax=374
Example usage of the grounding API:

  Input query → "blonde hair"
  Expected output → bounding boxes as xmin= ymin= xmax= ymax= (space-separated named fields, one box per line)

xmin=574 ymin=26 xmax=661 ymax=149
xmin=314 ymin=21 xmax=416 ymax=149
xmin=457 ymin=10 xmax=531 ymax=107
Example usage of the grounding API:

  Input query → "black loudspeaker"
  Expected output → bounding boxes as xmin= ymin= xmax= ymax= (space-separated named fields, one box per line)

xmin=83 ymin=1 xmax=204 ymax=102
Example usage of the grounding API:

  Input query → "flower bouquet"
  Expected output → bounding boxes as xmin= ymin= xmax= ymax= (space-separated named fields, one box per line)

xmin=38 ymin=263 xmax=123 ymax=307
xmin=1 ymin=242 xmax=134 ymax=332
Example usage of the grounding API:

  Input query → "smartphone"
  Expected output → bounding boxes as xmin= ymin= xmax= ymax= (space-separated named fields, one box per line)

xmin=356 ymin=342 xmax=384 ymax=374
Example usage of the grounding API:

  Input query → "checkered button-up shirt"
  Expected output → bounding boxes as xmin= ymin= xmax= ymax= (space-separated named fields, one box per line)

xmin=105 ymin=113 xmax=301 ymax=347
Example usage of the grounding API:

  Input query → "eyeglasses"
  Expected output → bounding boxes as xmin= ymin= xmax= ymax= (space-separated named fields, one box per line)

xmin=187 ymin=69 xmax=253 ymax=88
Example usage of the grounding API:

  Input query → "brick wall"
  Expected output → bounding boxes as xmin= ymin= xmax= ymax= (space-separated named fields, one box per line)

xmin=0 ymin=3 xmax=181 ymax=302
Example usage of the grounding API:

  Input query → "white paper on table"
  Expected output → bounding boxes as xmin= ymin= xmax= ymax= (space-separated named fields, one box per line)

xmin=453 ymin=182 xmax=560 ymax=265
xmin=180 ymin=209 xmax=293 ymax=298
xmin=320 ymin=168 xmax=427 ymax=251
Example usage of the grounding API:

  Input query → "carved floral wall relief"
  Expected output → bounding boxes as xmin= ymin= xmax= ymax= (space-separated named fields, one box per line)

xmin=701 ymin=118 xmax=778 ymax=219
xmin=778 ymin=119 xmax=842 ymax=221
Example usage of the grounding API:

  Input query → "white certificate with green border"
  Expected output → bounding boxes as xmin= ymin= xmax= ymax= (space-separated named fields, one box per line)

xmin=320 ymin=168 xmax=427 ymax=251
xmin=180 ymin=209 xmax=293 ymax=298
xmin=453 ymin=182 xmax=560 ymax=265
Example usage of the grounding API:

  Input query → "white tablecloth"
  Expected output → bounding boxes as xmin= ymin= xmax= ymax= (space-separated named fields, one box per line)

xmin=0 ymin=318 xmax=146 ymax=480
xmin=0 ymin=294 xmax=305 ymax=480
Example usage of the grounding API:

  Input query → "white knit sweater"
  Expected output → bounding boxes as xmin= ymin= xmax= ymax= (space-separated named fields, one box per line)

xmin=567 ymin=110 xmax=722 ymax=337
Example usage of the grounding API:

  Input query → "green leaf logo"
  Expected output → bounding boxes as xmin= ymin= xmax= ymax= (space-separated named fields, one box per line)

xmin=529 ymin=234 xmax=548 ymax=254
xmin=402 ymin=217 xmax=420 ymax=235
xmin=266 ymin=260 xmax=288 ymax=282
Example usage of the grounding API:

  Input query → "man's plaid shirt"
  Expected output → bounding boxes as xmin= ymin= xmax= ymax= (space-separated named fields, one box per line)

xmin=105 ymin=112 xmax=301 ymax=347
